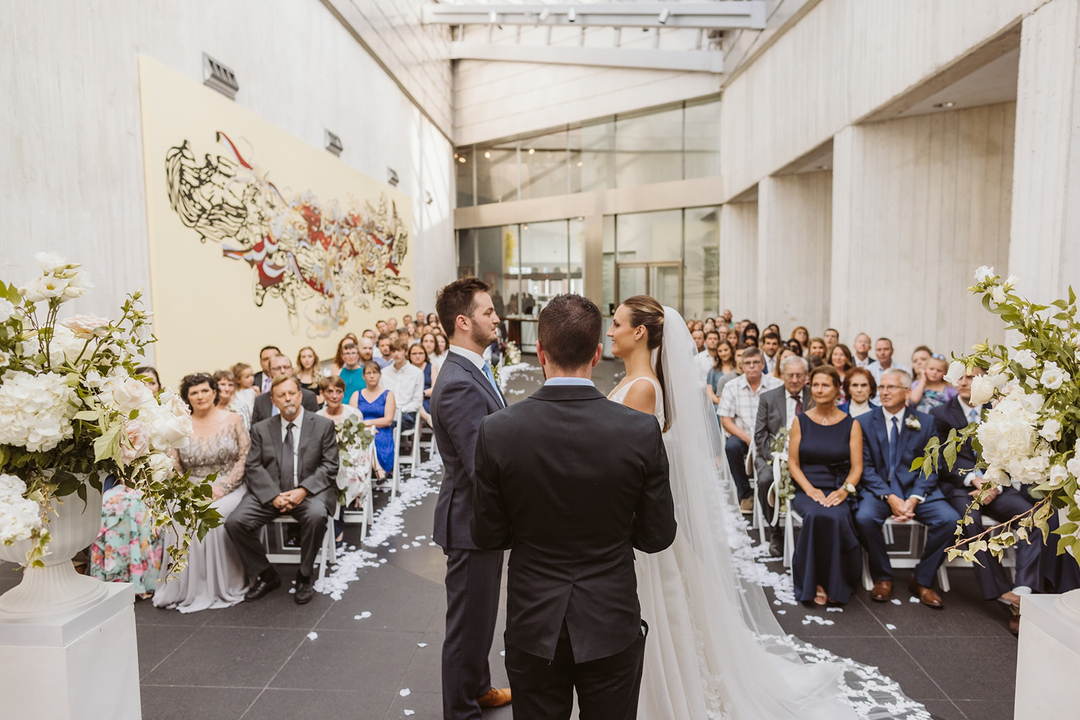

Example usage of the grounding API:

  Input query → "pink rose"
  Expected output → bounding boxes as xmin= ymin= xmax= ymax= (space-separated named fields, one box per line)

xmin=120 ymin=420 xmax=151 ymax=465
xmin=60 ymin=314 xmax=111 ymax=338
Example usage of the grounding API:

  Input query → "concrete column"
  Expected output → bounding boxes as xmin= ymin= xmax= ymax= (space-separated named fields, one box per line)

xmin=718 ymin=201 xmax=759 ymax=320
xmin=757 ymin=172 xmax=832 ymax=333
xmin=1009 ymin=0 xmax=1080 ymax=303
xmin=831 ymin=103 xmax=1015 ymax=358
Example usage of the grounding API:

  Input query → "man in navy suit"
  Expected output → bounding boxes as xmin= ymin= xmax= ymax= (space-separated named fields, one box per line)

xmin=855 ymin=368 xmax=960 ymax=607
xmin=430 ymin=277 xmax=511 ymax=719
xmin=930 ymin=368 xmax=1041 ymax=618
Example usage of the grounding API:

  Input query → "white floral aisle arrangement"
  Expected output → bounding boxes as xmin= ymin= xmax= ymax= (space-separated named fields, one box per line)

xmin=503 ymin=340 xmax=522 ymax=367
xmin=334 ymin=415 xmax=375 ymax=506
xmin=919 ymin=266 xmax=1080 ymax=563
xmin=0 ymin=253 xmax=219 ymax=571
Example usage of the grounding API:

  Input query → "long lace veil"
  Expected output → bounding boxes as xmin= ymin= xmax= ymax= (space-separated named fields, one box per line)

xmin=655 ymin=307 xmax=924 ymax=719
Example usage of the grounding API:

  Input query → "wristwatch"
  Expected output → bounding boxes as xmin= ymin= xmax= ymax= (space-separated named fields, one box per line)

xmin=842 ymin=482 xmax=858 ymax=494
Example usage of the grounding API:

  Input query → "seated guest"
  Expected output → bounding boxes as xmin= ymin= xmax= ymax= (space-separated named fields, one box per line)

xmin=318 ymin=376 xmax=362 ymax=426
xmin=760 ymin=331 xmax=782 ymax=374
xmin=155 ymin=374 xmax=250 ymax=612
xmin=770 ymin=347 xmax=799 ymax=379
xmin=691 ymin=328 xmax=706 ymax=355
xmin=90 ymin=366 xmax=164 ymax=598
xmin=909 ymin=345 xmax=932 ymax=381
xmin=332 ymin=334 xmax=358 ymax=374
xmin=387 ymin=318 xmax=399 ymax=332
xmin=725 ymin=328 xmax=739 ymax=347
xmin=785 ymin=338 xmax=804 ymax=359
xmin=253 ymin=345 xmax=280 ymax=395
xmin=337 ymin=341 xmax=366 ymax=406
xmin=231 ymin=362 xmax=257 ymax=409
xmin=706 ymin=340 xmax=737 ymax=408
xmin=422 ymin=332 xmax=446 ymax=371
xmin=807 ymin=337 xmax=827 ymax=362
xmin=930 ymin=368 xmax=1041 ymax=622
xmin=383 ymin=337 xmax=425 ymax=431
xmin=225 ymin=375 xmax=339 ymax=606
xmin=251 ymin=354 xmax=320 ymax=425
xmin=296 ymin=346 xmax=323 ymax=395
xmin=866 ymin=337 xmax=911 ymax=382
xmin=790 ymin=326 xmax=810 ymax=352
xmin=715 ymin=343 xmax=748 ymax=400
xmin=854 ymin=369 xmax=960 ymax=608
xmin=409 ymin=342 xmax=438 ymax=427
xmin=754 ymin=354 xmax=813 ymax=557
xmin=214 ymin=369 xmax=251 ymax=430
xmin=356 ymin=361 xmax=397 ymax=477
xmin=719 ymin=347 xmax=783 ymax=513
xmin=375 ymin=333 xmax=393 ymax=367
xmin=824 ymin=328 xmax=840 ymax=354
xmin=911 ymin=355 xmax=956 ymax=412
xmin=829 ymin=343 xmax=855 ymax=399
xmin=741 ymin=322 xmax=760 ymax=345
xmin=839 ymin=368 xmax=877 ymax=417
xmin=852 ymin=333 xmax=873 ymax=368
xmin=695 ymin=329 xmax=720 ymax=383
xmin=787 ymin=365 xmax=864 ymax=604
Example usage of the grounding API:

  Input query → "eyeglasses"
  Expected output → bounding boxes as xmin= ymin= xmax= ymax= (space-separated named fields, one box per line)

xmin=878 ymin=384 xmax=906 ymax=392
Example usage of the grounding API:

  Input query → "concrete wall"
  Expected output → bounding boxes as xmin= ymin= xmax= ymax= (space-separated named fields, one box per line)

xmin=0 ymin=0 xmax=455 ymax=324
xmin=719 ymin=201 xmax=760 ymax=319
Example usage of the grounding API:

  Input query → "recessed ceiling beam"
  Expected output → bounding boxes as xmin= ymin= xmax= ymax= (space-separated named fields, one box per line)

xmin=424 ymin=2 xmax=766 ymax=30
xmin=450 ymin=41 xmax=724 ymax=73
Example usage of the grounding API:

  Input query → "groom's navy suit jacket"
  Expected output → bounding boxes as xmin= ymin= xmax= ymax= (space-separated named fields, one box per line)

xmin=472 ymin=383 xmax=676 ymax=663
xmin=430 ymin=351 xmax=506 ymax=550
xmin=856 ymin=407 xmax=943 ymax=502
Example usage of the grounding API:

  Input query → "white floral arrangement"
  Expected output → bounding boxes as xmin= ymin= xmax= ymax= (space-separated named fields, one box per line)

xmin=503 ymin=340 xmax=522 ymax=367
xmin=0 ymin=253 xmax=220 ymax=570
xmin=919 ymin=265 xmax=1080 ymax=563
xmin=334 ymin=415 xmax=375 ymax=507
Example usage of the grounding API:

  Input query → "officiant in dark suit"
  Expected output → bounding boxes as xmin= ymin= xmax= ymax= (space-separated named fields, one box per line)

xmin=755 ymin=354 xmax=813 ymax=556
xmin=855 ymin=368 xmax=960 ymax=608
xmin=225 ymin=374 xmax=338 ymax=605
xmin=472 ymin=293 xmax=676 ymax=720
xmin=930 ymin=367 xmax=1041 ymax=616
xmin=251 ymin=353 xmax=319 ymax=426
xmin=430 ymin=277 xmax=511 ymax=719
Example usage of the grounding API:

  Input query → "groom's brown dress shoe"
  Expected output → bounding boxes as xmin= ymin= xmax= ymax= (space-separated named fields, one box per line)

xmin=908 ymin=577 xmax=944 ymax=608
xmin=870 ymin=580 xmax=892 ymax=602
xmin=477 ymin=687 xmax=512 ymax=708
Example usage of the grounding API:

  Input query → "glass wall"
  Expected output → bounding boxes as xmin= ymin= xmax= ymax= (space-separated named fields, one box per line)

xmin=461 ymin=97 xmax=719 ymax=206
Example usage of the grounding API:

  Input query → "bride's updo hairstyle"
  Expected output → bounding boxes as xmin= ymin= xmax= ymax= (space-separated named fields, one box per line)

xmin=621 ymin=295 xmax=671 ymax=431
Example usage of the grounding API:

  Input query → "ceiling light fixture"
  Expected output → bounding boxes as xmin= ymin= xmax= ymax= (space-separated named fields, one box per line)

xmin=539 ymin=8 xmax=550 ymax=22
xmin=658 ymin=9 xmax=670 ymax=25
xmin=934 ymin=101 xmax=956 ymax=109
xmin=528 ymin=148 xmax=535 ymax=154
xmin=567 ymin=8 xmax=577 ymax=23
xmin=484 ymin=151 xmax=491 ymax=159
xmin=577 ymin=161 xmax=583 ymax=167
xmin=458 ymin=157 xmax=466 ymax=163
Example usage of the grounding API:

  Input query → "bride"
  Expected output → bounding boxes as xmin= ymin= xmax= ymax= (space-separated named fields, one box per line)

xmin=607 ymin=295 xmax=859 ymax=720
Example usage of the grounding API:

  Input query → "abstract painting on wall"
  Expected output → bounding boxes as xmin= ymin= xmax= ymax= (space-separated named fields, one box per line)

xmin=138 ymin=56 xmax=413 ymax=384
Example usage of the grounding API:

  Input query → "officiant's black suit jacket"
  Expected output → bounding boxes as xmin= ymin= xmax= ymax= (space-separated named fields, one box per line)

xmin=472 ymin=383 xmax=676 ymax=663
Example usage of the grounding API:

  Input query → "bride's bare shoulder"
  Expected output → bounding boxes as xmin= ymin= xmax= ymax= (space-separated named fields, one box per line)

xmin=619 ymin=376 xmax=658 ymax=416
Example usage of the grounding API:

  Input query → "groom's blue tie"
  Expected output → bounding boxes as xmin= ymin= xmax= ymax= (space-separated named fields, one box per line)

xmin=888 ymin=416 xmax=900 ymax=482
xmin=482 ymin=361 xmax=503 ymax=406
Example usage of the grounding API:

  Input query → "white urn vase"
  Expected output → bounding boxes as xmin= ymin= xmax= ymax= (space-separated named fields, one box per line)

xmin=0 ymin=483 xmax=108 ymax=622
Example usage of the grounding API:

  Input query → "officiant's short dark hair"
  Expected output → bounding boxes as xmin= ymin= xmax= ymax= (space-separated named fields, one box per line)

xmin=538 ymin=294 xmax=602 ymax=369
xmin=436 ymin=277 xmax=489 ymax=338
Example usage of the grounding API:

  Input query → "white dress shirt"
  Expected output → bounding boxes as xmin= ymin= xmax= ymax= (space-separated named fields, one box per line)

xmin=381 ymin=362 xmax=425 ymax=414
xmin=694 ymin=350 xmax=714 ymax=384
xmin=545 ymin=377 xmax=594 ymax=387
xmin=785 ymin=391 xmax=802 ymax=430
xmin=280 ymin=408 xmax=304 ymax=488
xmin=867 ymin=360 xmax=912 ymax=383
xmin=448 ymin=344 xmax=486 ymax=371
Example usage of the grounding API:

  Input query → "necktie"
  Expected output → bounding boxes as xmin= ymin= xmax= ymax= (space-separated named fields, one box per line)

xmin=482 ymin=362 xmax=503 ymax=405
xmin=791 ymin=394 xmax=803 ymax=416
xmin=262 ymin=375 xmax=272 ymax=393
xmin=281 ymin=422 xmax=296 ymax=492
xmin=968 ymin=407 xmax=980 ymax=423
xmin=888 ymin=416 xmax=900 ymax=482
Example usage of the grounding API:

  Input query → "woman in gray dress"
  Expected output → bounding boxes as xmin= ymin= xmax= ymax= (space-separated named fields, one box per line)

xmin=154 ymin=373 xmax=250 ymax=613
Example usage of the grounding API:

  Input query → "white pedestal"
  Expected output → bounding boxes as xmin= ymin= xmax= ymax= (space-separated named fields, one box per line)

xmin=1015 ymin=594 xmax=1080 ymax=719
xmin=0 ymin=583 xmax=141 ymax=720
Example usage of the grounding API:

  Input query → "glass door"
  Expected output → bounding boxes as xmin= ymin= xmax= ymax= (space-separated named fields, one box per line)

xmin=614 ymin=261 xmax=683 ymax=314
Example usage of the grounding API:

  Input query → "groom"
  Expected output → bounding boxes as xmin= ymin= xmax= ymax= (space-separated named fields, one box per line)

xmin=472 ymin=293 xmax=677 ymax=720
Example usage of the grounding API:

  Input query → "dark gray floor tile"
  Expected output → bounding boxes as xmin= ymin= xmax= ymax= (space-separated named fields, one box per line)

xmin=776 ymin=595 xmax=890 ymax=637
xmin=383 ymin=690 xmax=443 ymax=720
xmin=900 ymin=636 xmax=1017 ymax=703
xmin=135 ymin=596 xmax=218 ymax=626
xmin=920 ymin=699 xmax=966 ymax=720
xmin=270 ymin=628 xmax=421 ymax=693
xmin=399 ymin=631 xmax=444 ymax=694
xmin=811 ymin=635 xmax=946 ymax=701
xmin=137 ymin=622 xmax=196 ymax=679
xmin=203 ymin=578 xmax=334 ymax=628
xmin=140 ymin=685 xmax=259 ymax=720
xmin=953 ymin=699 xmax=1014 ymax=720
xmin=316 ymin=563 xmax=442 ymax=633
xmin=385 ymin=539 xmax=451 ymax=586
xmin=243 ymin=689 xmax=384 ymax=720
xmin=142 ymin=626 xmax=308 ymax=688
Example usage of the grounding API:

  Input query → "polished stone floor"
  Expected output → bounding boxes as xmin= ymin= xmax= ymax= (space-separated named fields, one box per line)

xmin=0 ymin=358 xmax=1020 ymax=720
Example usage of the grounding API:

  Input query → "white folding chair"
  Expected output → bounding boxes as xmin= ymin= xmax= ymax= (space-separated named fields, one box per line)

xmin=390 ymin=408 xmax=422 ymax=498
xmin=860 ymin=519 xmax=951 ymax=592
xmin=262 ymin=506 xmax=338 ymax=583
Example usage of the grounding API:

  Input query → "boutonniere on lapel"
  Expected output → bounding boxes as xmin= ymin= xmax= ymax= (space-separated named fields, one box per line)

xmin=491 ymin=362 xmax=501 ymax=387
xmin=905 ymin=415 xmax=921 ymax=431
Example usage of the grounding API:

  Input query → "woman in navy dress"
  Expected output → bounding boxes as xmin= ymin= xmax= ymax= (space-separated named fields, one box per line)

xmin=787 ymin=365 xmax=864 ymax=605
xmin=356 ymin=361 xmax=396 ymax=477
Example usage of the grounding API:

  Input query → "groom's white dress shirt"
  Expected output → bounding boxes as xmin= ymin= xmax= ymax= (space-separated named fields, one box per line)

xmin=544 ymin=377 xmax=594 ymax=387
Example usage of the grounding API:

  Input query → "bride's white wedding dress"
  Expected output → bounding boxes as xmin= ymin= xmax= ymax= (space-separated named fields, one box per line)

xmin=609 ymin=308 xmax=921 ymax=720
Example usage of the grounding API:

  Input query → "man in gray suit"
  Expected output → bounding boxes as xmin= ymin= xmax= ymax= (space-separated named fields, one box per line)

xmin=226 ymin=374 xmax=339 ymax=605
xmin=754 ymin=354 xmax=813 ymax=557
xmin=430 ymin=277 xmax=511 ymax=719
